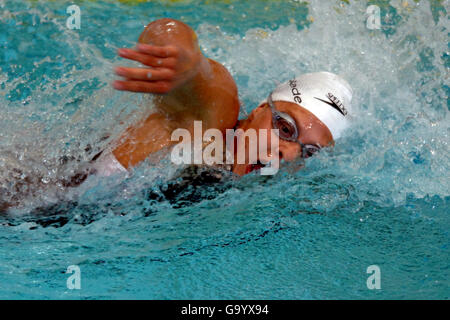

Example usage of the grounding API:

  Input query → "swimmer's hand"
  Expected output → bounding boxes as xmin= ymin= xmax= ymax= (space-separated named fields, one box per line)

xmin=113 ymin=43 xmax=199 ymax=94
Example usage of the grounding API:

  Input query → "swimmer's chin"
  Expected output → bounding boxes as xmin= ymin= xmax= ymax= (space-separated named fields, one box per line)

xmin=231 ymin=163 xmax=247 ymax=176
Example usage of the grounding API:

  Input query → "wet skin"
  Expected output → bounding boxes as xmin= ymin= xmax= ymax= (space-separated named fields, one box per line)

xmin=233 ymin=101 xmax=333 ymax=175
xmin=112 ymin=18 xmax=333 ymax=175
xmin=112 ymin=18 xmax=239 ymax=168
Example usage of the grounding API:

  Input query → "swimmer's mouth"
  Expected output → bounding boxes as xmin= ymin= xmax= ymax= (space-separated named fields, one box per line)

xmin=245 ymin=160 xmax=267 ymax=174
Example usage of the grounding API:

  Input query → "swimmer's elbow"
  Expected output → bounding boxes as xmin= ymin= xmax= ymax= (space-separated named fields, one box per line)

xmin=138 ymin=18 xmax=199 ymax=49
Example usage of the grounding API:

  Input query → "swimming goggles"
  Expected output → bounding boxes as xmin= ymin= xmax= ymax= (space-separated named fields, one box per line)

xmin=267 ymin=93 xmax=321 ymax=159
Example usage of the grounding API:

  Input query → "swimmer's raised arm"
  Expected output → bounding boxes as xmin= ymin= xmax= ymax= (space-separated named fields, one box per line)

xmin=112 ymin=18 xmax=239 ymax=168
xmin=113 ymin=18 xmax=202 ymax=96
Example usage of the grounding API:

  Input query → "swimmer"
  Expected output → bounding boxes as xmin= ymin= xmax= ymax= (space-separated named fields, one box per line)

xmin=0 ymin=18 xmax=353 ymax=212
xmin=110 ymin=18 xmax=353 ymax=176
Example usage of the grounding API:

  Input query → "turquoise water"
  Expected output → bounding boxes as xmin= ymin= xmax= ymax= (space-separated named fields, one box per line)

xmin=0 ymin=0 xmax=449 ymax=299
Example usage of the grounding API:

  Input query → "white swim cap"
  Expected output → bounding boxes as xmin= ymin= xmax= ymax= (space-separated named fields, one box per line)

xmin=263 ymin=72 xmax=353 ymax=140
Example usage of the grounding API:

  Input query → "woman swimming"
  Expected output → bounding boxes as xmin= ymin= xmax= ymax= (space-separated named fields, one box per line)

xmin=0 ymin=18 xmax=353 ymax=213
xmin=110 ymin=18 xmax=353 ymax=176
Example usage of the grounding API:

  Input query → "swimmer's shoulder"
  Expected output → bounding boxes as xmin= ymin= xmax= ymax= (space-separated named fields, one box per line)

xmin=203 ymin=58 xmax=240 ymax=131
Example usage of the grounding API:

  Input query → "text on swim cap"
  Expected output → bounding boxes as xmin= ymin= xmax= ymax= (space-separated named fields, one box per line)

xmin=288 ymin=79 xmax=303 ymax=104
xmin=327 ymin=93 xmax=347 ymax=116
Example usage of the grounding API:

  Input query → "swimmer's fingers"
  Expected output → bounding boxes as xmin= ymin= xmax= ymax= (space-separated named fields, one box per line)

xmin=118 ymin=48 xmax=177 ymax=68
xmin=113 ymin=80 xmax=173 ymax=94
xmin=115 ymin=67 xmax=176 ymax=81
xmin=135 ymin=44 xmax=179 ymax=58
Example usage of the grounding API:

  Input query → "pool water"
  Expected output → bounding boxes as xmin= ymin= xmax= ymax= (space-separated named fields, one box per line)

xmin=0 ymin=0 xmax=448 ymax=299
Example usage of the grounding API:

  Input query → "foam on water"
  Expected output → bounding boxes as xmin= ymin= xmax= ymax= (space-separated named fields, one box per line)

xmin=199 ymin=0 xmax=449 ymax=203
xmin=0 ymin=0 xmax=448 ymax=299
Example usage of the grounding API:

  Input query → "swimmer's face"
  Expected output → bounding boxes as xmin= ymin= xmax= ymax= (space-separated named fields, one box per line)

xmin=233 ymin=101 xmax=334 ymax=175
